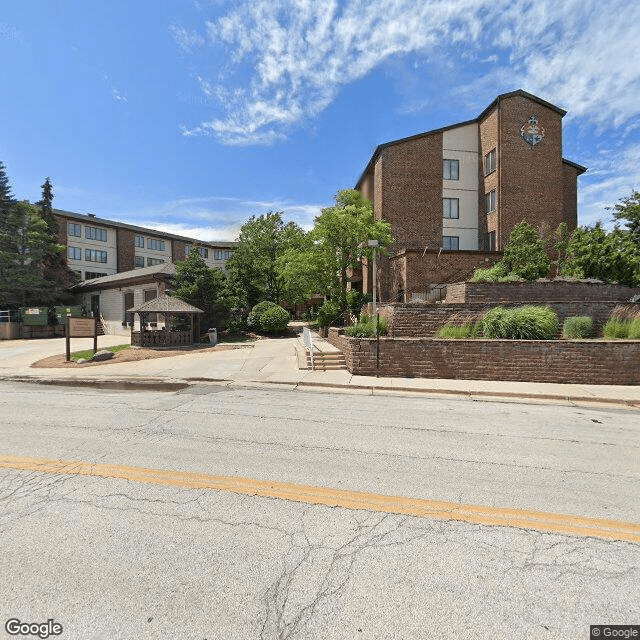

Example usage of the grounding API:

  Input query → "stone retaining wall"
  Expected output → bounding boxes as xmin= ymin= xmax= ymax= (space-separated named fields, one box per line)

xmin=328 ymin=328 xmax=640 ymax=385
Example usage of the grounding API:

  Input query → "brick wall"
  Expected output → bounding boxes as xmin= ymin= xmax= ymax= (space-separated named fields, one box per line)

xmin=444 ymin=281 xmax=639 ymax=304
xmin=377 ymin=301 xmax=624 ymax=338
xmin=328 ymin=329 xmax=640 ymax=385
xmin=116 ymin=228 xmax=136 ymax=272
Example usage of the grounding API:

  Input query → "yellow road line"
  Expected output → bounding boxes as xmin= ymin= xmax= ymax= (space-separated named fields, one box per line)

xmin=1 ymin=454 xmax=639 ymax=543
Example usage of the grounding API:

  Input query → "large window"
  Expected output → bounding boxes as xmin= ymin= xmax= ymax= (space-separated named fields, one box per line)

xmin=487 ymin=231 xmax=496 ymax=251
xmin=85 ymin=272 xmax=107 ymax=280
xmin=68 ymin=222 xmax=81 ymax=237
xmin=442 ymin=236 xmax=460 ymax=251
xmin=223 ymin=250 xmax=234 ymax=259
xmin=186 ymin=246 xmax=209 ymax=259
xmin=214 ymin=249 xmax=223 ymax=260
xmin=135 ymin=256 xmax=144 ymax=268
xmin=85 ymin=226 xmax=107 ymax=242
xmin=135 ymin=235 xmax=145 ymax=248
xmin=123 ymin=292 xmax=134 ymax=325
xmin=147 ymin=257 xmax=165 ymax=266
xmin=68 ymin=246 xmax=82 ymax=260
xmin=485 ymin=189 xmax=497 ymax=213
xmin=443 ymin=198 xmax=459 ymax=219
xmin=484 ymin=148 xmax=496 ymax=175
xmin=443 ymin=159 xmax=459 ymax=180
xmin=147 ymin=238 xmax=165 ymax=251
xmin=85 ymin=249 xmax=107 ymax=263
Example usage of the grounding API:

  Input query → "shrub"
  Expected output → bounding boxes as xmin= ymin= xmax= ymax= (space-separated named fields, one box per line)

xmin=436 ymin=324 xmax=474 ymax=338
xmin=345 ymin=290 xmax=371 ymax=320
xmin=602 ymin=317 xmax=640 ymax=339
xmin=562 ymin=316 xmax=594 ymax=339
xmin=346 ymin=314 xmax=388 ymax=338
xmin=247 ymin=301 xmax=278 ymax=329
xmin=316 ymin=300 xmax=342 ymax=328
xmin=258 ymin=305 xmax=290 ymax=333
xmin=481 ymin=305 xmax=559 ymax=339
xmin=471 ymin=261 xmax=510 ymax=282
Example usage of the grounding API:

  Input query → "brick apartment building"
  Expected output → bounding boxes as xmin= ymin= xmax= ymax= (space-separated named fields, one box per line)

xmin=54 ymin=209 xmax=237 ymax=283
xmin=355 ymin=89 xmax=587 ymax=302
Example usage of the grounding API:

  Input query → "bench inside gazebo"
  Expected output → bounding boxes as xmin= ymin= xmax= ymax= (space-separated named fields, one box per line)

xmin=128 ymin=294 xmax=204 ymax=347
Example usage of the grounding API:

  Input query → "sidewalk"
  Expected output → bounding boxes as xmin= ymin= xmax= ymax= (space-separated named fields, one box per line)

xmin=1 ymin=332 xmax=639 ymax=408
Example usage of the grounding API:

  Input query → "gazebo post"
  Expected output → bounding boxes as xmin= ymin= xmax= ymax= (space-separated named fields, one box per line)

xmin=190 ymin=314 xmax=194 ymax=345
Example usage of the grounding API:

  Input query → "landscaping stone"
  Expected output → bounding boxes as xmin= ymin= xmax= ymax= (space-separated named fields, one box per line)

xmin=76 ymin=358 xmax=88 ymax=364
xmin=91 ymin=350 xmax=114 ymax=362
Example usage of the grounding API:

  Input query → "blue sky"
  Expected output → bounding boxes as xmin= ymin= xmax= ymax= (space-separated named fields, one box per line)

xmin=2 ymin=0 xmax=639 ymax=241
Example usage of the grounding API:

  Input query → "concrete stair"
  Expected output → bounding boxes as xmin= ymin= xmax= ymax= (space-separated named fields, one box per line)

xmin=306 ymin=351 xmax=347 ymax=371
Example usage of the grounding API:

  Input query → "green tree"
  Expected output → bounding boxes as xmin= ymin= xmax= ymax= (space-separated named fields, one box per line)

xmin=36 ymin=178 xmax=78 ymax=303
xmin=226 ymin=212 xmax=306 ymax=308
xmin=173 ymin=246 xmax=232 ymax=331
xmin=502 ymin=221 xmax=551 ymax=280
xmin=560 ymin=224 xmax=639 ymax=286
xmin=283 ymin=190 xmax=392 ymax=308
xmin=609 ymin=190 xmax=640 ymax=240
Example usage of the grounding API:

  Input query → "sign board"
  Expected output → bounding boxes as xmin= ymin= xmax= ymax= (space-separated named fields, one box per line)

xmin=303 ymin=326 xmax=314 ymax=370
xmin=66 ymin=317 xmax=98 ymax=361
xmin=25 ymin=308 xmax=42 ymax=315
xmin=68 ymin=317 xmax=97 ymax=338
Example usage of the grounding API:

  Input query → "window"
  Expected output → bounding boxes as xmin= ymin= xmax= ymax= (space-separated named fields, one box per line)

xmin=442 ymin=236 xmax=459 ymax=251
xmin=144 ymin=289 xmax=158 ymax=323
xmin=223 ymin=250 xmax=234 ymax=259
xmin=85 ymin=249 xmax=108 ymax=263
xmin=135 ymin=235 xmax=144 ymax=248
xmin=484 ymin=148 xmax=496 ymax=175
xmin=214 ymin=249 xmax=223 ymax=260
xmin=68 ymin=246 xmax=82 ymax=260
xmin=147 ymin=238 xmax=165 ymax=251
xmin=85 ymin=272 xmax=107 ymax=280
xmin=135 ymin=256 xmax=145 ymax=268
xmin=443 ymin=198 xmax=459 ymax=219
xmin=443 ymin=159 xmax=459 ymax=180
xmin=485 ymin=189 xmax=497 ymax=213
xmin=147 ymin=257 xmax=165 ymax=266
xmin=487 ymin=231 xmax=496 ymax=251
xmin=186 ymin=246 xmax=209 ymax=259
xmin=68 ymin=223 xmax=81 ymax=237
xmin=85 ymin=226 xmax=107 ymax=242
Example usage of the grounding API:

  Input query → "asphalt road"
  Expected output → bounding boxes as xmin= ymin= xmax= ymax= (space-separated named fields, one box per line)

xmin=1 ymin=381 xmax=638 ymax=639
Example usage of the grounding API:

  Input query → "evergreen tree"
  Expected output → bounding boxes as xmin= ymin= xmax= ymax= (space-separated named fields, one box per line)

xmin=37 ymin=177 xmax=57 ymax=233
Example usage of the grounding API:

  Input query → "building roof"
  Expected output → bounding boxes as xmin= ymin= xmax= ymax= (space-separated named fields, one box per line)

xmin=128 ymin=293 xmax=204 ymax=314
xmin=70 ymin=262 xmax=177 ymax=291
xmin=355 ymin=89 xmax=584 ymax=188
xmin=55 ymin=208 xmax=238 ymax=249
xmin=561 ymin=158 xmax=588 ymax=175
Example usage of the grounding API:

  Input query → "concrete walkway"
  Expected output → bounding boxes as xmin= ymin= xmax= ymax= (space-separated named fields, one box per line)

xmin=1 ymin=331 xmax=639 ymax=408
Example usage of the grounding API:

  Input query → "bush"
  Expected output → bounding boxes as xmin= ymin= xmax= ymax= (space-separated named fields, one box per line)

xmin=436 ymin=323 xmax=474 ymax=338
xmin=562 ymin=316 xmax=594 ymax=339
xmin=481 ymin=305 xmax=559 ymax=339
xmin=602 ymin=317 xmax=640 ymax=339
xmin=316 ymin=300 xmax=342 ymax=328
xmin=346 ymin=314 xmax=388 ymax=338
xmin=247 ymin=301 xmax=278 ymax=329
xmin=471 ymin=262 xmax=510 ymax=282
xmin=258 ymin=305 xmax=290 ymax=333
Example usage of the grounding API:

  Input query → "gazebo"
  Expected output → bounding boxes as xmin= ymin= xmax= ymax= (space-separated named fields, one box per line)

xmin=128 ymin=294 xmax=204 ymax=347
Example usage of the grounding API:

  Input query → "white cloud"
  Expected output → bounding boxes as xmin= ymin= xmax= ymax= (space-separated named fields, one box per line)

xmin=175 ymin=0 xmax=640 ymax=147
xmin=112 ymin=88 xmax=128 ymax=102
xmin=169 ymin=24 xmax=205 ymax=54
xmin=114 ymin=195 xmax=324 ymax=242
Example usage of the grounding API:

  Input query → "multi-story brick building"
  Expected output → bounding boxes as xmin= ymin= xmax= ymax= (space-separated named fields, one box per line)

xmin=355 ymin=89 xmax=587 ymax=302
xmin=54 ymin=209 xmax=237 ymax=283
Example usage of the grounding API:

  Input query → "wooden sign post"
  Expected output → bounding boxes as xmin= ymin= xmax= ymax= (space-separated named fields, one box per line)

xmin=66 ymin=317 xmax=98 ymax=362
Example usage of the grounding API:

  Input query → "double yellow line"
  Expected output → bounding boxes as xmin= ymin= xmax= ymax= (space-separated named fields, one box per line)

xmin=1 ymin=454 xmax=639 ymax=543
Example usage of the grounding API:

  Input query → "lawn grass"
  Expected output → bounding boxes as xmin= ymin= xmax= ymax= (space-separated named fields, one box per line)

xmin=71 ymin=344 xmax=130 ymax=361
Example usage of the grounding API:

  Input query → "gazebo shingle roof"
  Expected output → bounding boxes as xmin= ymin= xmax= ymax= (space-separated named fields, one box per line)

xmin=128 ymin=294 xmax=204 ymax=314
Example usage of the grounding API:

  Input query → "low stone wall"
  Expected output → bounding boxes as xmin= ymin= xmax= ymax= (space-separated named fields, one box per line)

xmin=0 ymin=323 xmax=20 ymax=340
xmin=444 ymin=281 xmax=639 ymax=304
xmin=377 ymin=301 xmax=621 ymax=338
xmin=327 ymin=328 xmax=640 ymax=385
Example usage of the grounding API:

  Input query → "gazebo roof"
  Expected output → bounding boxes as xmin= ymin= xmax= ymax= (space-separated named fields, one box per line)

xmin=128 ymin=294 xmax=204 ymax=314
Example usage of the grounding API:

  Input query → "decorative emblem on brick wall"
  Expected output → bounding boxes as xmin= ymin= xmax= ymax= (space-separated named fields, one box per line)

xmin=520 ymin=114 xmax=545 ymax=146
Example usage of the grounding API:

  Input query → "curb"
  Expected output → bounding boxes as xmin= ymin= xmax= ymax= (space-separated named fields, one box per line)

xmin=2 ymin=375 xmax=639 ymax=409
